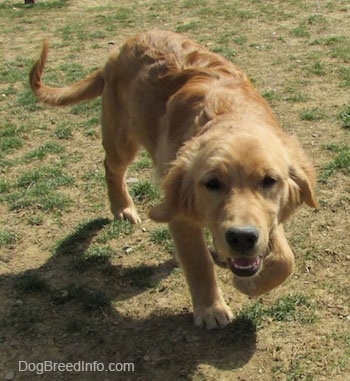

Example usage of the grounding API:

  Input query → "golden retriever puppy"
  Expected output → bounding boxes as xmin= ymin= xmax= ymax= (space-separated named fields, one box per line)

xmin=30 ymin=30 xmax=317 ymax=329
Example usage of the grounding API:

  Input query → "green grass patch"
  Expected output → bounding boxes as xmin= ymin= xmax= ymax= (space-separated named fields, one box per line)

xmin=23 ymin=141 xmax=64 ymax=161
xmin=211 ymin=46 xmax=236 ymax=59
xmin=291 ymin=23 xmax=310 ymax=38
xmin=130 ymin=181 xmax=159 ymax=202
xmin=14 ymin=271 xmax=48 ymax=293
xmin=308 ymin=60 xmax=327 ymax=76
xmin=93 ymin=7 xmax=135 ymax=30
xmin=81 ymin=169 xmax=105 ymax=188
xmin=238 ymin=294 xmax=317 ymax=327
xmin=321 ymin=144 xmax=350 ymax=183
xmin=27 ymin=214 xmax=44 ymax=226
xmin=69 ymin=97 xmax=101 ymax=116
xmin=16 ymin=165 xmax=73 ymax=189
xmin=341 ymin=67 xmax=350 ymax=87
xmin=262 ymin=90 xmax=281 ymax=102
xmin=122 ymin=265 xmax=158 ymax=289
xmin=0 ymin=229 xmax=18 ymax=247
xmin=150 ymin=227 xmax=174 ymax=254
xmin=0 ymin=57 xmax=31 ymax=83
xmin=70 ymin=245 xmax=115 ymax=272
xmin=54 ymin=122 xmax=73 ymax=139
xmin=338 ymin=105 xmax=350 ymax=129
xmin=0 ymin=135 xmax=23 ymax=155
xmin=284 ymin=87 xmax=308 ymax=103
xmin=311 ymin=35 xmax=346 ymax=46
xmin=96 ymin=219 xmax=134 ymax=244
xmin=300 ymin=107 xmax=324 ymax=121
xmin=6 ymin=165 xmax=73 ymax=211
xmin=0 ymin=179 xmax=10 ymax=194
xmin=0 ymin=122 xmax=25 ymax=155
xmin=131 ymin=151 xmax=152 ymax=172
xmin=54 ymin=283 xmax=111 ymax=311
xmin=17 ymin=87 xmax=42 ymax=112
xmin=176 ymin=21 xmax=200 ymax=33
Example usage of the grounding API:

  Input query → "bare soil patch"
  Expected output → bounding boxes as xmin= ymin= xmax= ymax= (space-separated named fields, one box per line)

xmin=0 ymin=1 xmax=349 ymax=380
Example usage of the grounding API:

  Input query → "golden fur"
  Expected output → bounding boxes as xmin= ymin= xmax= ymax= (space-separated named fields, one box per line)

xmin=30 ymin=30 xmax=317 ymax=329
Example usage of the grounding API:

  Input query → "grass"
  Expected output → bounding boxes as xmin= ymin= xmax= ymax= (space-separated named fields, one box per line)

xmin=308 ymin=60 xmax=327 ymax=76
xmin=341 ymin=67 xmax=350 ymax=87
xmin=122 ymin=265 xmax=159 ymax=289
xmin=338 ymin=105 xmax=350 ymax=129
xmin=130 ymin=181 xmax=160 ymax=202
xmin=239 ymin=294 xmax=317 ymax=327
xmin=0 ymin=123 xmax=24 ymax=155
xmin=300 ymin=107 xmax=325 ymax=121
xmin=131 ymin=150 xmax=152 ymax=171
xmin=284 ymin=87 xmax=308 ymax=103
xmin=321 ymin=144 xmax=350 ymax=183
xmin=23 ymin=141 xmax=64 ymax=161
xmin=56 ymin=283 xmax=111 ymax=311
xmin=70 ymin=245 xmax=115 ymax=272
xmin=96 ymin=219 xmax=134 ymax=244
xmin=0 ymin=1 xmax=349 ymax=380
xmin=291 ymin=23 xmax=310 ymax=38
xmin=0 ymin=229 xmax=18 ymax=247
xmin=54 ymin=122 xmax=73 ymax=139
xmin=150 ymin=227 xmax=174 ymax=254
xmin=14 ymin=271 xmax=48 ymax=293
xmin=4 ymin=165 xmax=74 ymax=212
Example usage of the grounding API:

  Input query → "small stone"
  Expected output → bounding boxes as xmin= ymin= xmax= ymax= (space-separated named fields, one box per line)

xmin=5 ymin=371 xmax=14 ymax=380
xmin=124 ymin=247 xmax=133 ymax=255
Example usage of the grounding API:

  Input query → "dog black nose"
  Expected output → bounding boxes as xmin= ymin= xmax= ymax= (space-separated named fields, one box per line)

xmin=225 ymin=226 xmax=259 ymax=251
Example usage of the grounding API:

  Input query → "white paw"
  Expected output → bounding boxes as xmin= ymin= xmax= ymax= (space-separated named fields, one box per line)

xmin=115 ymin=207 xmax=141 ymax=224
xmin=194 ymin=301 xmax=233 ymax=330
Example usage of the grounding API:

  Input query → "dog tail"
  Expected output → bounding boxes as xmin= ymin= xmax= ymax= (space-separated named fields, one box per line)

xmin=29 ymin=40 xmax=104 ymax=106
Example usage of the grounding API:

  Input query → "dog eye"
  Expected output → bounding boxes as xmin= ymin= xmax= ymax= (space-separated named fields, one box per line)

xmin=261 ymin=176 xmax=277 ymax=189
xmin=204 ymin=178 xmax=222 ymax=191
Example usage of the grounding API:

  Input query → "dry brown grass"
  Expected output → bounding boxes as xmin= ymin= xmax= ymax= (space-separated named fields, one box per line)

xmin=0 ymin=1 xmax=349 ymax=380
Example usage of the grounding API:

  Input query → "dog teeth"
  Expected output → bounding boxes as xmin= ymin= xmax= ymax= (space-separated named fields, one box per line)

xmin=227 ymin=256 xmax=262 ymax=276
xmin=235 ymin=263 xmax=256 ymax=270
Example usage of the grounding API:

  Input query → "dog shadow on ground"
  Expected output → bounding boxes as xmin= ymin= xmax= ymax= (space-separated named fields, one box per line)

xmin=0 ymin=218 xmax=256 ymax=380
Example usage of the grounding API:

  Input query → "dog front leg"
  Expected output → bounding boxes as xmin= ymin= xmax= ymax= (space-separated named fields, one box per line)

xmin=169 ymin=218 xmax=233 ymax=329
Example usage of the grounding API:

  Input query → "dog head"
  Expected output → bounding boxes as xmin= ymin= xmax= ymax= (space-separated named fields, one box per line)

xmin=150 ymin=126 xmax=317 ymax=295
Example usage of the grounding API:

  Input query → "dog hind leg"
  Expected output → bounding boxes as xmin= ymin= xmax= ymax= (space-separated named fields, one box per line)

xmin=101 ymin=87 xmax=141 ymax=224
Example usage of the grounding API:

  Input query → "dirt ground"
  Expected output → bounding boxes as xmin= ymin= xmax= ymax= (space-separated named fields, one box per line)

xmin=0 ymin=0 xmax=349 ymax=380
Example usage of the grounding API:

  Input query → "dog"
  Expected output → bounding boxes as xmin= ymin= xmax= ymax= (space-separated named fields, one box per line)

xmin=30 ymin=30 xmax=317 ymax=329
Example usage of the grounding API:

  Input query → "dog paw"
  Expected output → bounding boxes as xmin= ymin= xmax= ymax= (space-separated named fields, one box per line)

xmin=194 ymin=301 xmax=233 ymax=330
xmin=115 ymin=207 xmax=141 ymax=224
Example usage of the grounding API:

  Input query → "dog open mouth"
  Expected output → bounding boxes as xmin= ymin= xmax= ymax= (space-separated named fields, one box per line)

xmin=227 ymin=256 xmax=262 ymax=277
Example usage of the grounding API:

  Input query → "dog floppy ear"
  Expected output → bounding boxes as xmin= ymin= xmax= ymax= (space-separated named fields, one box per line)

xmin=288 ymin=165 xmax=318 ymax=208
xmin=280 ymin=161 xmax=318 ymax=221
xmin=149 ymin=144 xmax=198 ymax=223
xmin=149 ymin=161 xmax=195 ymax=222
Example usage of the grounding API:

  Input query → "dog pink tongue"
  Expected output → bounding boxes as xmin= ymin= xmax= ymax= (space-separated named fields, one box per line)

xmin=233 ymin=257 xmax=259 ymax=268
xmin=227 ymin=256 xmax=261 ymax=275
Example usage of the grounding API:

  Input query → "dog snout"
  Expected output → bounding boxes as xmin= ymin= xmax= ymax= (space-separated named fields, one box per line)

xmin=225 ymin=226 xmax=259 ymax=251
